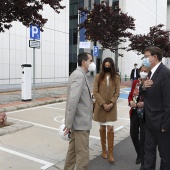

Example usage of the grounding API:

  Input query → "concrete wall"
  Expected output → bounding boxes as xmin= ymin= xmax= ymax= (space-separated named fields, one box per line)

xmin=119 ymin=0 xmax=167 ymax=78
xmin=165 ymin=2 xmax=170 ymax=69
xmin=0 ymin=0 xmax=69 ymax=84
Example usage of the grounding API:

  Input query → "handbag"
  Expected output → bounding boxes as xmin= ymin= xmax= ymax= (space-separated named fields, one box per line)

xmin=92 ymin=94 xmax=96 ymax=112
xmin=136 ymin=107 xmax=144 ymax=119
xmin=93 ymin=101 xmax=96 ymax=112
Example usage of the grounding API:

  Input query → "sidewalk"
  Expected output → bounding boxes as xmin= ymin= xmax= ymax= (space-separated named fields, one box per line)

xmin=0 ymin=77 xmax=131 ymax=112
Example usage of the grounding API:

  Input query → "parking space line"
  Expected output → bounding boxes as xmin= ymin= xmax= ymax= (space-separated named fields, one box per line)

xmin=118 ymin=117 xmax=130 ymax=121
xmin=8 ymin=118 xmax=59 ymax=131
xmin=44 ymin=106 xmax=65 ymax=110
xmin=0 ymin=146 xmax=54 ymax=170
xmin=117 ymin=104 xmax=129 ymax=107
xmin=6 ymin=102 xmax=66 ymax=114
xmin=115 ymin=126 xmax=124 ymax=131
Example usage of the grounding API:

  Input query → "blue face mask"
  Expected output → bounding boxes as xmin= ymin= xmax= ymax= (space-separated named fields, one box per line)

xmin=143 ymin=58 xmax=151 ymax=68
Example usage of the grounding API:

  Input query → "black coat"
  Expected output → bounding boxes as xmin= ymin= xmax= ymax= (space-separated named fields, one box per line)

xmin=143 ymin=63 xmax=170 ymax=131
xmin=130 ymin=68 xmax=140 ymax=80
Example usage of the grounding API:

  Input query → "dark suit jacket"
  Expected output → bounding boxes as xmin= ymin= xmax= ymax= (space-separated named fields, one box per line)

xmin=143 ymin=63 xmax=170 ymax=131
xmin=130 ymin=68 xmax=140 ymax=80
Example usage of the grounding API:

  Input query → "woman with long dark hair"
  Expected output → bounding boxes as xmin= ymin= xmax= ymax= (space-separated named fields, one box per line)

xmin=93 ymin=57 xmax=120 ymax=163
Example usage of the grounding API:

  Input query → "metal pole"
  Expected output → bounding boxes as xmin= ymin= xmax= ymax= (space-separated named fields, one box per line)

xmin=33 ymin=48 xmax=35 ymax=101
xmin=77 ymin=10 xmax=80 ymax=67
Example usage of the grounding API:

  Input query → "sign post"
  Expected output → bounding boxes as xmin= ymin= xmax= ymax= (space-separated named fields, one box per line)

xmin=93 ymin=46 xmax=99 ymax=57
xmin=93 ymin=46 xmax=99 ymax=75
xmin=29 ymin=24 xmax=40 ymax=101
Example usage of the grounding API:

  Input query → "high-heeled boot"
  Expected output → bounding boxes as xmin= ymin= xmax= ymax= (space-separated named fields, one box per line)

xmin=107 ymin=131 xmax=114 ymax=163
xmin=99 ymin=129 xmax=107 ymax=159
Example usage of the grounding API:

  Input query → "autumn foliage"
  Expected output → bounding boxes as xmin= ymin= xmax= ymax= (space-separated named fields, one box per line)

xmin=0 ymin=0 xmax=65 ymax=32
xmin=78 ymin=1 xmax=135 ymax=56
xmin=128 ymin=24 xmax=170 ymax=57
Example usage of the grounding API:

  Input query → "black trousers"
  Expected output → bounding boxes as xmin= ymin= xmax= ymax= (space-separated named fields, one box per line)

xmin=143 ymin=124 xmax=170 ymax=170
xmin=130 ymin=109 xmax=145 ymax=165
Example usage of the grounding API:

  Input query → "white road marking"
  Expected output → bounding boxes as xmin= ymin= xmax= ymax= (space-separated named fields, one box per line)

xmin=115 ymin=126 xmax=124 ymax=131
xmin=8 ymin=117 xmax=59 ymax=131
xmin=8 ymin=117 xmax=127 ymax=142
xmin=0 ymin=146 xmax=54 ymax=170
xmin=54 ymin=116 xmax=65 ymax=123
xmin=6 ymin=102 xmax=66 ymax=114
xmin=117 ymin=105 xmax=129 ymax=107
xmin=45 ymin=107 xmax=65 ymax=110
xmin=90 ymin=135 xmax=100 ymax=139
xmin=118 ymin=117 xmax=130 ymax=121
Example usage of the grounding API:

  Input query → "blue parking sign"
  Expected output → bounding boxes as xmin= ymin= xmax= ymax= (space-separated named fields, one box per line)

xmin=93 ymin=46 xmax=99 ymax=56
xmin=30 ymin=25 xmax=40 ymax=40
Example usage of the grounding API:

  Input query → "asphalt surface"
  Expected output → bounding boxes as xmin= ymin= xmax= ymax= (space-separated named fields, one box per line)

xmin=0 ymin=76 xmax=161 ymax=170
xmin=89 ymin=136 xmax=160 ymax=170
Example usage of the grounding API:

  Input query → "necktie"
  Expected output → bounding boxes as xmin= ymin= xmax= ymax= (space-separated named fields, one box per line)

xmin=147 ymin=71 xmax=152 ymax=79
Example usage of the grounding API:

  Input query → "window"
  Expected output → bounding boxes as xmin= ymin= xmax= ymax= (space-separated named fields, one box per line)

xmin=94 ymin=0 xmax=100 ymax=4
xmin=112 ymin=0 xmax=119 ymax=10
xmin=73 ymin=29 xmax=77 ymax=45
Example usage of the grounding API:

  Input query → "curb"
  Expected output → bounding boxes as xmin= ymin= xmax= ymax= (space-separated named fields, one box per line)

xmin=0 ymin=97 xmax=67 ymax=136
xmin=0 ymin=97 xmax=67 ymax=113
xmin=0 ymin=120 xmax=33 ymax=136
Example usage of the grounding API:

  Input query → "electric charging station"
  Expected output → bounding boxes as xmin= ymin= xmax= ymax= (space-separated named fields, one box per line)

xmin=21 ymin=64 xmax=32 ymax=101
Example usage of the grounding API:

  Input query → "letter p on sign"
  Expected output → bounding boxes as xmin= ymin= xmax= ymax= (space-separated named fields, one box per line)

xmin=30 ymin=25 xmax=40 ymax=40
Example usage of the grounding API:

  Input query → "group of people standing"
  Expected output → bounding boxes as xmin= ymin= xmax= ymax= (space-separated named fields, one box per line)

xmin=129 ymin=46 xmax=170 ymax=170
xmin=63 ymin=46 xmax=170 ymax=170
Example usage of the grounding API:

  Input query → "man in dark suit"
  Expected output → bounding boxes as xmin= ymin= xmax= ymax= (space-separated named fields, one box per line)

xmin=130 ymin=63 xmax=140 ymax=81
xmin=142 ymin=46 xmax=170 ymax=170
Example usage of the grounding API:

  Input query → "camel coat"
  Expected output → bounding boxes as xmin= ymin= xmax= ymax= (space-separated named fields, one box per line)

xmin=93 ymin=74 xmax=120 ymax=122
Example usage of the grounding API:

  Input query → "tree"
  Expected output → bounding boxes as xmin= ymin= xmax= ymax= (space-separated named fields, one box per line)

xmin=78 ymin=1 xmax=135 ymax=57
xmin=128 ymin=24 xmax=170 ymax=57
xmin=0 ymin=0 xmax=65 ymax=32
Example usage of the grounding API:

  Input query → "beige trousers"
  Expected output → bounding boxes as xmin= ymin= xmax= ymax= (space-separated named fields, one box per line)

xmin=64 ymin=130 xmax=90 ymax=170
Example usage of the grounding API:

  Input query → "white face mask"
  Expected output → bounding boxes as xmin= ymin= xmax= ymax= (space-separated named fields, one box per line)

xmin=88 ymin=62 xmax=96 ymax=72
xmin=140 ymin=71 xmax=148 ymax=79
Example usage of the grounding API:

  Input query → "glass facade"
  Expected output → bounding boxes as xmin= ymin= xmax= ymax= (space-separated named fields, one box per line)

xmin=69 ymin=0 xmax=120 ymax=74
xmin=69 ymin=0 xmax=84 ymax=74
xmin=112 ymin=0 xmax=119 ymax=9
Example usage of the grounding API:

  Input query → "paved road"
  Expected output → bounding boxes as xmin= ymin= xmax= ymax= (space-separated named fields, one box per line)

xmin=0 ymin=98 xmax=132 ymax=170
xmin=89 ymin=136 xmax=160 ymax=170
xmin=0 ymin=77 xmax=161 ymax=170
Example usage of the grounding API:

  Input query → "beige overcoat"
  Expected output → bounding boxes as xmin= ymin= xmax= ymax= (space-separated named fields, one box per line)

xmin=93 ymin=74 xmax=120 ymax=122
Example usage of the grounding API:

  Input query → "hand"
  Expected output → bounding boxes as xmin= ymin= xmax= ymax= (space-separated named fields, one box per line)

xmin=161 ymin=129 xmax=167 ymax=133
xmin=63 ymin=127 xmax=70 ymax=136
xmin=109 ymin=103 xmax=113 ymax=109
xmin=143 ymin=78 xmax=153 ymax=89
xmin=137 ymin=102 xmax=144 ymax=108
xmin=129 ymin=101 xmax=136 ymax=108
xmin=103 ymin=104 xmax=111 ymax=112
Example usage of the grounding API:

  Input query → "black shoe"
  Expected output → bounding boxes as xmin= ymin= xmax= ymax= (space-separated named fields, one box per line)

xmin=136 ymin=156 xmax=141 ymax=164
xmin=140 ymin=165 xmax=144 ymax=170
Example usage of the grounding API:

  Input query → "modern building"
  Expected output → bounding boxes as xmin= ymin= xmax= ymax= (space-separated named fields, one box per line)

xmin=0 ymin=0 xmax=69 ymax=85
xmin=69 ymin=0 xmax=169 ymax=78
xmin=0 ymin=0 xmax=169 ymax=86
xmin=165 ymin=0 xmax=170 ymax=69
